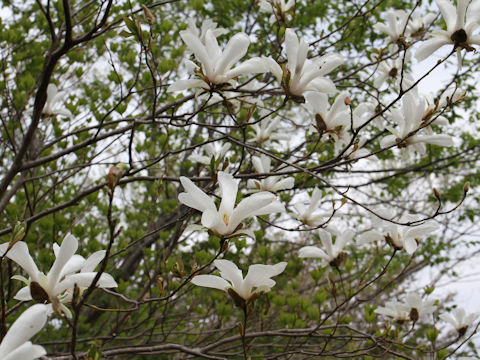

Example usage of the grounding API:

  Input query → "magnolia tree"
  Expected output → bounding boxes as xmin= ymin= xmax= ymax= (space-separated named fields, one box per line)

xmin=1 ymin=0 xmax=480 ymax=359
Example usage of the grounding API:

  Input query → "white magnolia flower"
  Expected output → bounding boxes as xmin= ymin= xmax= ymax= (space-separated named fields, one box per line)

xmin=168 ymin=28 xmax=269 ymax=92
xmin=0 ymin=304 xmax=50 ymax=360
xmin=292 ymin=187 xmax=329 ymax=227
xmin=191 ymin=259 xmax=287 ymax=301
xmin=397 ymin=293 xmax=437 ymax=321
xmin=178 ymin=171 xmax=285 ymax=237
xmin=358 ymin=209 xmax=438 ymax=255
xmin=439 ymin=308 xmax=480 ymax=335
xmin=374 ymin=10 xmax=410 ymax=42
xmin=373 ymin=51 xmax=415 ymax=90
xmin=190 ymin=142 xmax=231 ymax=165
xmin=305 ymin=91 xmax=352 ymax=149
xmin=406 ymin=9 xmax=436 ymax=37
xmin=416 ymin=0 xmax=480 ymax=68
xmin=299 ymin=228 xmax=354 ymax=266
xmin=42 ymin=84 xmax=73 ymax=118
xmin=248 ymin=111 xmax=289 ymax=144
xmin=375 ymin=300 xmax=410 ymax=322
xmin=380 ymin=93 xmax=453 ymax=155
xmin=376 ymin=293 xmax=436 ymax=322
xmin=1 ymin=234 xmax=117 ymax=318
xmin=258 ymin=0 xmax=295 ymax=24
xmin=247 ymin=155 xmax=294 ymax=193
xmin=264 ymin=28 xmax=343 ymax=97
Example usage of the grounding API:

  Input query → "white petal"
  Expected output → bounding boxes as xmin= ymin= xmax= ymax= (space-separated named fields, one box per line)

xmin=191 ymin=275 xmax=230 ymax=291
xmin=415 ymin=37 xmax=450 ymax=62
xmin=298 ymin=246 xmax=329 ymax=260
xmin=213 ymin=259 xmax=243 ymax=290
xmin=0 ymin=304 xmax=49 ymax=356
xmin=47 ymin=233 xmax=78 ymax=291
xmin=13 ymin=286 xmax=32 ymax=301
xmin=82 ymin=250 xmax=106 ymax=273
xmin=403 ymin=237 xmax=418 ymax=254
xmin=55 ymin=272 xmax=117 ymax=295
xmin=180 ymin=31 xmax=213 ymax=75
xmin=2 ymin=342 xmax=46 ymax=360
xmin=436 ymin=0 xmax=457 ymax=32
xmin=215 ymin=32 xmax=250 ymax=76
xmin=178 ymin=176 xmax=216 ymax=212
xmin=167 ymin=79 xmax=207 ymax=92
xmin=218 ymin=172 xmax=239 ymax=219
xmin=285 ymin=29 xmax=299 ymax=73
xmin=228 ymin=192 xmax=280 ymax=231
xmin=4 ymin=242 xmax=40 ymax=281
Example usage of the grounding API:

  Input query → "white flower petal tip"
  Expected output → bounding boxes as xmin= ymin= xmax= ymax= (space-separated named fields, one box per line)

xmin=192 ymin=259 xmax=286 ymax=301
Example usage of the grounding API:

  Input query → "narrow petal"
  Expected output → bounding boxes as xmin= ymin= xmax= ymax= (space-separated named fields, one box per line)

xmin=167 ymin=79 xmax=206 ymax=92
xmin=263 ymin=56 xmax=283 ymax=81
xmin=215 ymin=32 xmax=250 ymax=75
xmin=218 ymin=172 xmax=239 ymax=220
xmin=415 ymin=37 xmax=449 ymax=61
xmin=60 ymin=254 xmax=86 ymax=278
xmin=82 ymin=250 xmax=106 ymax=273
xmin=319 ymin=229 xmax=335 ymax=259
xmin=13 ymin=286 xmax=32 ymax=301
xmin=190 ymin=274 xmax=230 ymax=291
xmin=228 ymin=192 xmax=278 ymax=231
xmin=180 ymin=31 xmax=213 ymax=75
xmin=4 ymin=242 xmax=40 ymax=281
xmin=298 ymin=246 xmax=329 ymax=260
xmin=285 ymin=29 xmax=299 ymax=73
xmin=224 ymin=57 xmax=269 ymax=80
xmin=55 ymin=272 xmax=117 ymax=295
xmin=178 ymin=177 xmax=216 ymax=212
xmin=47 ymin=233 xmax=78 ymax=291
xmin=213 ymin=259 xmax=244 ymax=290
xmin=436 ymin=0 xmax=457 ymax=32
xmin=0 ymin=304 xmax=49 ymax=356
xmin=403 ymin=237 xmax=418 ymax=254
xmin=3 ymin=342 xmax=46 ymax=360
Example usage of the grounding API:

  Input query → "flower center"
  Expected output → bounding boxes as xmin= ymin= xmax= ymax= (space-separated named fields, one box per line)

xmin=451 ymin=29 xmax=467 ymax=46
xmin=388 ymin=67 xmax=398 ymax=78
xmin=223 ymin=213 xmax=229 ymax=226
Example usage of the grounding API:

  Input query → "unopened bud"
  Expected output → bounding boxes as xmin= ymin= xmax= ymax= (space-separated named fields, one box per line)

xmin=433 ymin=188 xmax=441 ymax=200
xmin=344 ymin=96 xmax=351 ymax=106
xmin=464 ymin=182 xmax=470 ymax=193
xmin=10 ymin=221 xmax=26 ymax=248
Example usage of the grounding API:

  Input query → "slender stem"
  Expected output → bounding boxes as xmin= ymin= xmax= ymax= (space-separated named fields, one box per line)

xmin=241 ymin=306 xmax=248 ymax=360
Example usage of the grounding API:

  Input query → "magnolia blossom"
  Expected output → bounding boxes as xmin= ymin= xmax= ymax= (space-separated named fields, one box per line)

xmin=178 ymin=171 xmax=285 ymax=237
xmin=416 ymin=0 xmax=480 ymax=68
xmin=265 ymin=28 xmax=343 ymax=97
xmin=380 ymin=93 xmax=453 ymax=155
xmin=191 ymin=259 xmax=287 ymax=301
xmin=439 ymin=308 xmax=480 ymax=335
xmin=248 ymin=111 xmax=289 ymax=144
xmin=299 ymin=228 xmax=354 ymax=267
xmin=0 ymin=304 xmax=50 ymax=360
xmin=168 ymin=28 xmax=269 ymax=92
xmin=258 ymin=0 xmax=295 ymax=24
xmin=375 ymin=301 xmax=410 ymax=322
xmin=358 ymin=210 xmax=438 ymax=254
xmin=374 ymin=10 xmax=409 ymax=42
xmin=373 ymin=51 xmax=414 ymax=90
xmin=292 ymin=187 xmax=329 ymax=227
xmin=247 ymin=155 xmax=294 ymax=193
xmin=376 ymin=293 xmax=436 ymax=322
xmin=42 ymin=84 xmax=73 ymax=118
xmin=1 ymin=234 xmax=117 ymax=318
xmin=306 ymin=91 xmax=352 ymax=148
xmin=190 ymin=142 xmax=231 ymax=165
xmin=407 ymin=9 xmax=436 ymax=37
